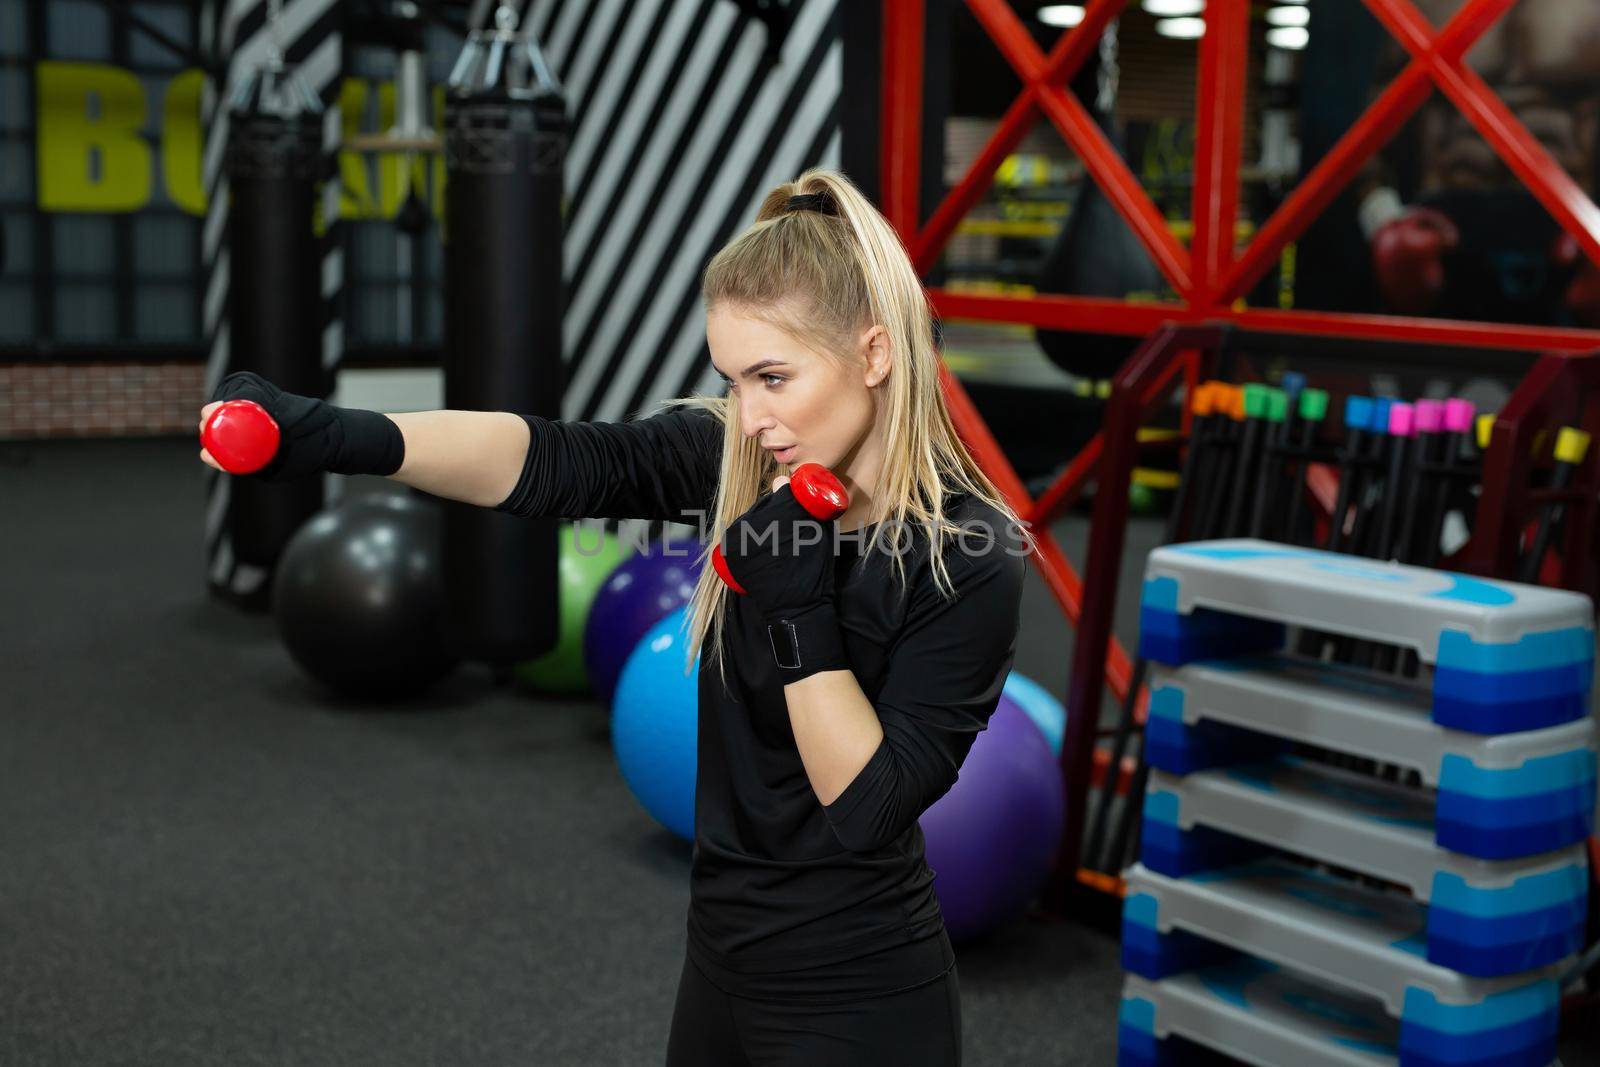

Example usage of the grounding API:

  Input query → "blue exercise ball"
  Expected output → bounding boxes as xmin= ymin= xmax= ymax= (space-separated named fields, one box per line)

xmin=611 ymin=607 xmax=700 ymax=840
xmin=920 ymin=694 xmax=1066 ymax=942
xmin=584 ymin=541 xmax=703 ymax=707
xmin=1002 ymin=670 xmax=1066 ymax=756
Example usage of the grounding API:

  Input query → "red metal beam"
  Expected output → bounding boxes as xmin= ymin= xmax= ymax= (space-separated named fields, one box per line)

xmin=911 ymin=88 xmax=1040 ymax=274
xmin=910 ymin=0 xmax=1127 ymax=273
xmin=886 ymin=0 xmax=1600 ymax=906
xmin=1360 ymin=0 xmax=1600 ymax=271
xmin=938 ymin=363 xmax=1136 ymax=701
xmin=1224 ymin=306 xmax=1600 ymax=352
xmin=957 ymin=0 xmax=1193 ymax=295
xmin=1031 ymin=532 xmax=1136 ymax=700
xmin=1036 ymin=84 xmax=1195 ymax=296
xmin=962 ymin=0 xmax=1045 ymax=78
xmin=882 ymin=0 xmax=926 ymax=239
xmin=1430 ymin=63 xmax=1600 ymax=273
xmin=1220 ymin=70 xmax=1435 ymax=304
xmin=1222 ymin=0 xmax=1520 ymax=302
xmin=1466 ymin=354 xmax=1600 ymax=586
xmin=1029 ymin=434 xmax=1103 ymax=527
xmin=931 ymin=290 xmax=1181 ymax=334
xmin=1056 ymin=324 xmax=1226 ymax=882
xmin=1190 ymin=0 xmax=1250 ymax=303
xmin=930 ymin=288 xmax=1600 ymax=352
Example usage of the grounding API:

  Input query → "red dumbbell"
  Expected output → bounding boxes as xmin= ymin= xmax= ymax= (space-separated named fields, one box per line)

xmin=711 ymin=463 xmax=850 ymax=595
xmin=201 ymin=399 xmax=281 ymax=475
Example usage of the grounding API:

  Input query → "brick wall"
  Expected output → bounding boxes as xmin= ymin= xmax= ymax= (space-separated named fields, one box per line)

xmin=0 ymin=363 xmax=204 ymax=439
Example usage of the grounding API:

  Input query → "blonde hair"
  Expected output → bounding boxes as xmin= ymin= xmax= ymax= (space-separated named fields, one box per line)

xmin=656 ymin=168 xmax=1032 ymax=684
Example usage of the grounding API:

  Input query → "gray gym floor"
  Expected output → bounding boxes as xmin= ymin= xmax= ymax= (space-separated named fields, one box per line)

xmin=3 ymin=437 xmax=1594 ymax=1066
xmin=0 ymin=437 xmax=1134 ymax=1066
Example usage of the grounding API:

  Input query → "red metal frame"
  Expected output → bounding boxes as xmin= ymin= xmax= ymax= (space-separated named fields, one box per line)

xmin=1465 ymin=355 xmax=1600 ymax=593
xmin=895 ymin=0 xmax=1600 ymax=349
xmin=883 ymin=0 xmax=1600 ymax=888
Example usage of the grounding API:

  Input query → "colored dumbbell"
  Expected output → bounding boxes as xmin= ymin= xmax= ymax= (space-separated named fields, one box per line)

xmin=711 ymin=463 xmax=850 ymax=595
xmin=201 ymin=399 xmax=281 ymax=475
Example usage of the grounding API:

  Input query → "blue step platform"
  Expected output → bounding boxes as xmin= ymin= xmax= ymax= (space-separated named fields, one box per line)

xmin=1139 ymin=541 xmax=1594 ymax=734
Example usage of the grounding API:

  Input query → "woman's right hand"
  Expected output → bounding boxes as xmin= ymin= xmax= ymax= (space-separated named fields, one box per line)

xmin=198 ymin=372 xmax=321 ymax=481
xmin=199 ymin=371 xmax=406 ymax=482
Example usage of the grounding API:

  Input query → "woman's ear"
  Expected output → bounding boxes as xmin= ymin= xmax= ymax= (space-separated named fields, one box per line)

xmin=861 ymin=324 xmax=892 ymax=388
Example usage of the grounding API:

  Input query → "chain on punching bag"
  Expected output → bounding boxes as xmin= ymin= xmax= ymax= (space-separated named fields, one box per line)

xmin=440 ymin=6 xmax=566 ymax=665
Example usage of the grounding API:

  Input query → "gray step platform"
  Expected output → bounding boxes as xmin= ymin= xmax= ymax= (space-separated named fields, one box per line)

xmin=1123 ymin=860 xmax=1563 ymax=1067
xmin=1120 ymin=960 xmax=1401 ymax=1067
xmin=1119 ymin=960 xmax=1557 ymax=1067
xmin=1146 ymin=655 xmax=1598 ymax=861
xmin=1139 ymin=540 xmax=1594 ymax=734
xmin=1143 ymin=757 xmax=1589 ymax=976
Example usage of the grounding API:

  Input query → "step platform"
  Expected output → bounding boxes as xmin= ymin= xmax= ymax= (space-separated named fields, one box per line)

xmin=1146 ymin=656 xmax=1598 ymax=860
xmin=1120 ymin=959 xmax=1401 ymax=1067
xmin=1139 ymin=540 xmax=1595 ymax=734
xmin=1143 ymin=758 xmax=1589 ymax=976
xmin=1123 ymin=860 xmax=1562 ymax=1067
xmin=1119 ymin=960 xmax=1555 ymax=1067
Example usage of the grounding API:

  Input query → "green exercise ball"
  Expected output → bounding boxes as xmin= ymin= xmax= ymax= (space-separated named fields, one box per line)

xmin=515 ymin=524 xmax=628 ymax=694
xmin=1128 ymin=481 xmax=1158 ymax=516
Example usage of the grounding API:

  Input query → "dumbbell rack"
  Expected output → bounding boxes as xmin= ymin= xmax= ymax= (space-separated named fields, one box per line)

xmin=1115 ymin=539 xmax=1598 ymax=1067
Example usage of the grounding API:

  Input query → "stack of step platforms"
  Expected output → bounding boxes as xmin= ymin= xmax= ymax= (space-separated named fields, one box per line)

xmin=1117 ymin=540 xmax=1597 ymax=1067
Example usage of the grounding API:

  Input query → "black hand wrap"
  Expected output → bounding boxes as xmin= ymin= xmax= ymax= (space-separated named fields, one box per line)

xmin=719 ymin=487 xmax=851 ymax=685
xmin=210 ymin=371 xmax=405 ymax=482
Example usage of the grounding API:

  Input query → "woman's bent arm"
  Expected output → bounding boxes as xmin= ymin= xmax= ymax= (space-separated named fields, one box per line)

xmin=386 ymin=410 xmax=530 ymax=508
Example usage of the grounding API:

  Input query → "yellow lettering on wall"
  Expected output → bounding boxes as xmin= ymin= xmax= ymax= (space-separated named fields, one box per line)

xmin=162 ymin=69 xmax=206 ymax=215
xmin=339 ymin=77 xmax=443 ymax=222
xmin=431 ymin=84 xmax=447 ymax=225
xmin=35 ymin=61 xmax=151 ymax=212
xmin=375 ymin=81 xmax=404 ymax=218
xmin=338 ymin=78 xmax=378 ymax=218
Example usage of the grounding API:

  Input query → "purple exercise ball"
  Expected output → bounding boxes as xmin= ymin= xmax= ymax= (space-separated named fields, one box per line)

xmin=583 ymin=541 xmax=703 ymax=706
xmin=919 ymin=694 xmax=1066 ymax=943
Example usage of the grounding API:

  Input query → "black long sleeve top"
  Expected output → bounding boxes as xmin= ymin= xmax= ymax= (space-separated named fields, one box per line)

xmin=495 ymin=405 xmax=1027 ymax=1001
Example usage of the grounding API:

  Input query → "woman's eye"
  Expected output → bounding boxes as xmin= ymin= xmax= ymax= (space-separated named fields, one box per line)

xmin=762 ymin=374 xmax=785 ymax=388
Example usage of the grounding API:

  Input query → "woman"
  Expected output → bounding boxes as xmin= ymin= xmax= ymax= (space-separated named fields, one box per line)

xmin=200 ymin=169 xmax=1030 ymax=1066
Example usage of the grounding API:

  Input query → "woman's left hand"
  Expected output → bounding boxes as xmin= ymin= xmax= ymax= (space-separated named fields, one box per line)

xmin=718 ymin=475 xmax=839 ymax=624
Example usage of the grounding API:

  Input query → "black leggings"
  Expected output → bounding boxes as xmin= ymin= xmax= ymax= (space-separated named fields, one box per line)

xmin=664 ymin=955 xmax=962 ymax=1067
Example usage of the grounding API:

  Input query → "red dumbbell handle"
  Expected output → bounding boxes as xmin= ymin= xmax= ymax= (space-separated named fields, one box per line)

xmin=202 ymin=399 xmax=281 ymax=475
xmin=712 ymin=463 xmax=849 ymax=595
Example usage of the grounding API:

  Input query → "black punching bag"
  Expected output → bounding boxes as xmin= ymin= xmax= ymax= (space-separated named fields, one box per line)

xmin=212 ymin=64 xmax=326 ymax=606
xmin=440 ymin=11 xmax=564 ymax=665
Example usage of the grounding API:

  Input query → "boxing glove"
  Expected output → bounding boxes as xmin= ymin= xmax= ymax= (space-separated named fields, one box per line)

xmin=1371 ymin=207 xmax=1460 ymax=316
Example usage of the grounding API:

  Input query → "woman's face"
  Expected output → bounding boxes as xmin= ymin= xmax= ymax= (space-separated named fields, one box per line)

xmin=706 ymin=305 xmax=888 ymax=483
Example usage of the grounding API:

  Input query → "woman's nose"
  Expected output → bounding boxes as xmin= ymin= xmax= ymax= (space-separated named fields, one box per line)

xmin=738 ymin=395 xmax=772 ymax=440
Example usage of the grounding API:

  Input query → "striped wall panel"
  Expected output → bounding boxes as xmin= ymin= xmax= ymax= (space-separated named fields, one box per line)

xmin=200 ymin=0 xmax=343 ymax=600
xmin=526 ymin=0 xmax=843 ymax=426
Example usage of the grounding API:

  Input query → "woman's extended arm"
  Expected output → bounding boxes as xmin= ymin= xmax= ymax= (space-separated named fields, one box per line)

xmin=201 ymin=371 xmax=721 ymax=521
xmin=386 ymin=410 xmax=531 ymax=508
xmin=392 ymin=405 xmax=725 ymax=520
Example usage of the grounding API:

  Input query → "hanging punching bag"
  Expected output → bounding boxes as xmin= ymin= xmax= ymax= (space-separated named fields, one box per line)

xmin=440 ymin=8 xmax=565 ymax=665
xmin=1034 ymin=176 xmax=1165 ymax=380
xmin=1033 ymin=62 xmax=1165 ymax=381
xmin=208 ymin=62 xmax=326 ymax=607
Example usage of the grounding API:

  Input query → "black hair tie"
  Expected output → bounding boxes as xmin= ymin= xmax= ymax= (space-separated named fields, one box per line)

xmin=786 ymin=193 xmax=837 ymax=216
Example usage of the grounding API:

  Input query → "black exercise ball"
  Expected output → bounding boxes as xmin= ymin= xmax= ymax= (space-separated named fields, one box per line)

xmin=272 ymin=491 xmax=459 ymax=700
